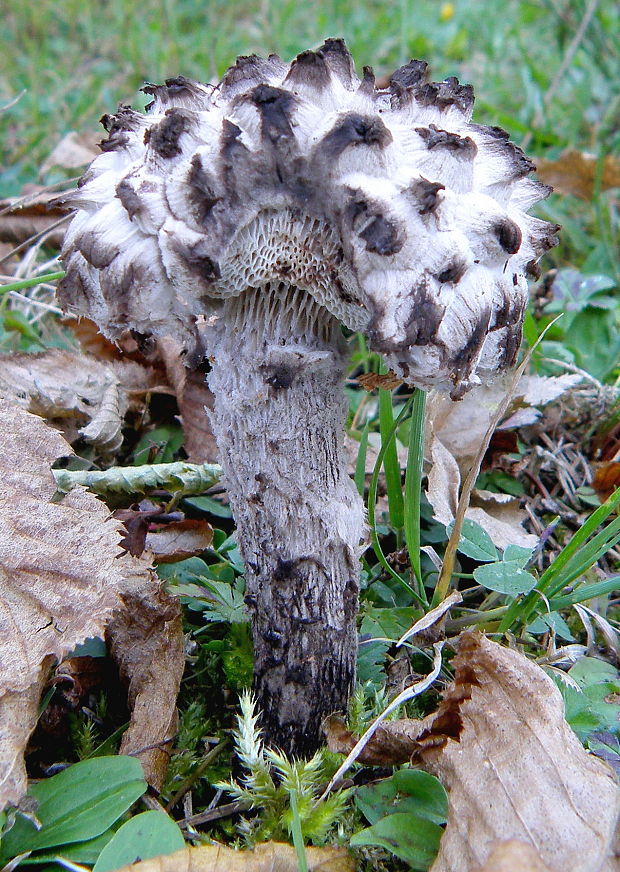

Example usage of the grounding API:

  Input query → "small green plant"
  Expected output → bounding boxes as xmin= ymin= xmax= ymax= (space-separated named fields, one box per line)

xmin=220 ymin=692 xmax=351 ymax=846
xmin=351 ymin=769 xmax=448 ymax=870
xmin=0 ymin=757 xmax=147 ymax=868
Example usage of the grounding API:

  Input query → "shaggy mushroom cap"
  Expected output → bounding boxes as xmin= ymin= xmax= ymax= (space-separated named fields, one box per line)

xmin=58 ymin=39 xmax=558 ymax=393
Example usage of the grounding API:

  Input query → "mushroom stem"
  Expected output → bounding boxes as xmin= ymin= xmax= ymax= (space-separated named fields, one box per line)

xmin=206 ymin=282 xmax=365 ymax=756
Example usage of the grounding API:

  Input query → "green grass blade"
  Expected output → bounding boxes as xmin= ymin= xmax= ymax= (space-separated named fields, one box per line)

xmin=538 ymin=486 xmax=620 ymax=591
xmin=404 ymin=388 xmax=427 ymax=600
xmin=549 ymin=576 xmax=620 ymax=609
xmin=289 ymin=790 xmax=308 ymax=872
xmin=0 ymin=271 xmax=65 ymax=294
xmin=368 ymin=397 xmax=423 ymax=602
xmin=354 ymin=421 xmax=370 ymax=497
xmin=378 ymin=386 xmax=404 ymax=532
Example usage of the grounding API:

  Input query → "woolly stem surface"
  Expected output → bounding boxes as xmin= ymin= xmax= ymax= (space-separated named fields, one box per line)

xmin=206 ymin=282 xmax=365 ymax=756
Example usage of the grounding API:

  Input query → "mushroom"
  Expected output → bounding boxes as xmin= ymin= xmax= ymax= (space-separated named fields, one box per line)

xmin=56 ymin=40 xmax=558 ymax=756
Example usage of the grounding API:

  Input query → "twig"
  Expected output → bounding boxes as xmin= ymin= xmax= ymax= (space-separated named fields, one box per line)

xmin=165 ymin=739 xmax=228 ymax=811
xmin=178 ymin=799 xmax=252 ymax=828
xmin=0 ymin=214 xmax=72 ymax=267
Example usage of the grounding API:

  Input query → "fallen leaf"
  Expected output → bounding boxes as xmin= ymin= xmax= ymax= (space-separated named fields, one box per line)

xmin=424 ymin=631 xmax=620 ymax=872
xmin=106 ymin=579 xmax=185 ymax=791
xmin=537 ymin=150 xmax=620 ymax=201
xmin=424 ymin=375 xmax=582 ymax=549
xmin=0 ymin=658 xmax=53 ymax=807
xmin=0 ymin=350 xmax=165 ymax=453
xmin=40 ymin=131 xmax=100 ymax=175
xmin=157 ymin=337 xmax=218 ymax=463
xmin=0 ymin=400 xmax=149 ymax=808
xmin=0 ymin=188 xmax=71 ymax=247
xmin=592 ymin=461 xmax=620 ymax=502
xmin=111 ymin=843 xmax=354 ymax=872
xmin=146 ymin=519 xmax=214 ymax=563
xmin=475 ymin=840 xmax=552 ymax=872
xmin=357 ymin=371 xmax=403 ymax=392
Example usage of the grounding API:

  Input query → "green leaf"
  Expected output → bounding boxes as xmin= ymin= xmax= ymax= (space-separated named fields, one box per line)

xmin=473 ymin=562 xmax=537 ymax=596
xmin=0 ymin=757 xmax=146 ymax=861
xmin=527 ymin=612 xmax=575 ymax=641
xmin=392 ymin=770 xmax=448 ymax=824
xmin=356 ymin=771 xmax=447 ymax=829
xmin=502 ymin=544 xmax=534 ymax=568
xmin=92 ymin=812 xmax=185 ymax=872
xmin=183 ymin=495 xmax=232 ymax=518
xmin=19 ymin=831 xmax=115 ymax=866
xmin=452 ymin=519 xmax=498 ymax=562
xmin=350 ymin=812 xmax=443 ymax=870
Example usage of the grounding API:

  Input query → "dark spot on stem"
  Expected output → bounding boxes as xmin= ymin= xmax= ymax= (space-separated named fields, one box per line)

xmin=261 ymin=363 xmax=296 ymax=390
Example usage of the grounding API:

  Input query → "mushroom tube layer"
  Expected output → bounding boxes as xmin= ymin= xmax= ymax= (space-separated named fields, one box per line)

xmin=57 ymin=39 xmax=558 ymax=396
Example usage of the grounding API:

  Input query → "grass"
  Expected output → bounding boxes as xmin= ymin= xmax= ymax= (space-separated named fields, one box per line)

xmin=1 ymin=1 xmax=619 ymax=869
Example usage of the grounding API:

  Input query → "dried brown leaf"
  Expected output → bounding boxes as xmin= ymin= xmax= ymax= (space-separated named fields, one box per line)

xmin=475 ymin=840 xmax=552 ymax=872
xmin=0 ymin=350 xmax=163 ymax=452
xmin=106 ymin=579 xmax=185 ymax=790
xmin=323 ymin=664 xmax=469 ymax=767
xmin=0 ymin=188 xmax=70 ymax=247
xmin=157 ymin=337 xmax=218 ymax=463
xmin=40 ymin=131 xmax=100 ymax=174
xmin=537 ymin=150 xmax=620 ymax=201
xmin=356 ymin=371 xmax=403 ymax=392
xmin=146 ymin=519 xmax=213 ymax=563
xmin=425 ymin=631 xmax=620 ymax=872
xmin=424 ymin=376 xmax=580 ymax=549
xmin=112 ymin=843 xmax=354 ymax=872
xmin=0 ymin=400 xmax=150 ymax=808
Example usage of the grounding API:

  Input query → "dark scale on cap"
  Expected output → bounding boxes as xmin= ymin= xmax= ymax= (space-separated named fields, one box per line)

xmin=416 ymin=124 xmax=477 ymax=157
xmin=359 ymin=215 xmax=403 ymax=256
xmin=99 ymin=105 xmax=142 ymax=152
xmin=115 ymin=179 xmax=143 ymax=220
xmin=249 ymin=84 xmax=296 ymax=144
xmin=174 ymin=239 xmax=221 ymax=282
xmin=494 ymin=218 xmax=522 ymax=254
xmin=319 ymin=113 xmax=392 ymax=159
xmin=415 ymin=77 xmax=474 ymax=113
xmin=145 ymin=109 xmax=190 ymax=159
xmin=317 ymin=38 xmax=356 ymax=86
xmin=142 ymin=76 xmax=206 ymax=111
xmin=409 ymin=178 xmax=446 ymax=214
xmin=187 ymin=155 xmax=220 ymax=224
xmin=526 ymin=259 xmax=542 ymax=280
xmin=220 ymin=54 xmax=278 ymax=94
xmin=358 ymin=66 xmax=376 ymax=96
xmin=284 ymin=50 xmax=331 ymax=90
xmin=389 ymin=59 xmax=428 ymax=90
xmin=436 ymin=260 xmax=467 ymax=284
xmin=451 ymin=316 xmax=490 ymax=378
xmin=78 ymin=232 xmax=118 ymax=270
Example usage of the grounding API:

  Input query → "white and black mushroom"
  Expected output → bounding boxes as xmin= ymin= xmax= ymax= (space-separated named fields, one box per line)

xmin=57 ymin=39 xmax=559 ymax=756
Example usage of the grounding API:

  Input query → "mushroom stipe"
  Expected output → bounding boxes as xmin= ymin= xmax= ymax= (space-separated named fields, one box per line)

xmin=56 ymin=38 xmax=558 ymax=756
